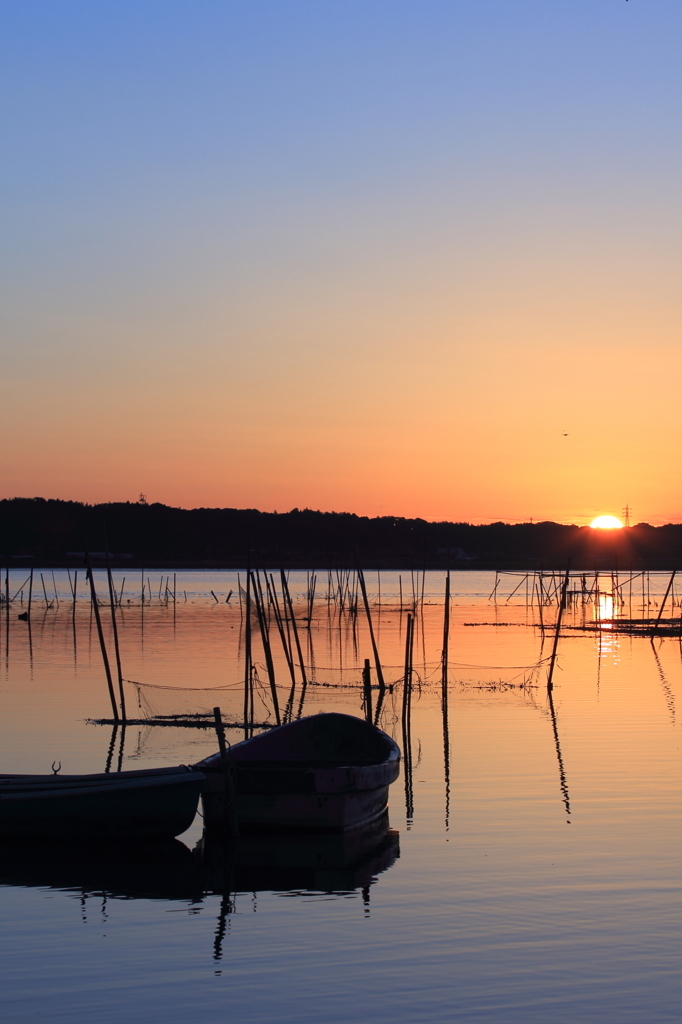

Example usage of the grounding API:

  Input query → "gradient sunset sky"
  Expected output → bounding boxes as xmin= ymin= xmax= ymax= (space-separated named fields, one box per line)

xmin=1 ymin=1 xmax=680 ymax=525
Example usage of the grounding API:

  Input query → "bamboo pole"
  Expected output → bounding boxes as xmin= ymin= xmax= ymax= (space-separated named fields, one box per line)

xmin=547 ymin=566 xmax=571 ymax=693
xmin=505 ymin=574 xmax=528 ymax=603
xmin=27 ymin=567 xmax=33 ymax=619
xmin=280 ymin=570 xmax=308 ymax=688
xmin=251 ymin=571 xmax=280 ymax=726
xmin=536 ymin=579 xmax=544 ymax=630
xmin=243 ymin=568 xmax=252 ymax=736
xmin=10 ymin=573 xmax=32 ymax=604
xmin=442 ymin=570 xmax=451 ymax=684
xmin=441 ymin=567 xmax=451 ymax=829
xmin=4 ymin=567 xmax=9 ymax=667
xmin=402 ymin=613 xmax=414 ymax=730
xmin=307 ymin=572 xmax=316 ymax=624
xmin=362 ymin=658 xmax=372 ymax=723
xmin=489 ymin=572 xmax=499 ymax=602
xmin=357 ymin=568 xmax=385 ymax=690
xmin=106 ymin=564 xmax=127 ymax=720
xmin=104 ymin=531 xmax=127 ymax=721
xmin=401 ymin=613 xmax=415 ymax=823
xmin=213 ymin=707 xmax=239 ymax=836
xmin=85 ymin=553 xmax=119 ymax=722
xmin=654 ymin=570 xmax=676 ymax=635
xmin=267 ymin=573 xmax=296 ymax=694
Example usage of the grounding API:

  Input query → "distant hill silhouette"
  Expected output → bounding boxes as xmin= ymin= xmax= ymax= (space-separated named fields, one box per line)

xmin=1 ymin=497 xmax=680 ymax=569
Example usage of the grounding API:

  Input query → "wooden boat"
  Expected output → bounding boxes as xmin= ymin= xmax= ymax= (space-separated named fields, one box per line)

xmin=196 ymin=712 xmax=400 ymax=832
xmin=0 ymin=765 xmax=205 ymax=840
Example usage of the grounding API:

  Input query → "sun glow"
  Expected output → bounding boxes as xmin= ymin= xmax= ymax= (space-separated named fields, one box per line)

xmin=590 ymin=515 xmax=624 ymax=530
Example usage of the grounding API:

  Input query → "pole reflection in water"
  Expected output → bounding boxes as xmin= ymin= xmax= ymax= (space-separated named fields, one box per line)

xmin=546 ymin=688 xmax=571 ymax=823
xmin=442 ymin=571 xmax=451 ymax=831
xmin=0 ymin=813 xmax=399 ymax=965
xmin=104 ymin=724 xmax=118 ymax=774
xmin=203 ymin=810 xmax=400 ymax=959
xmin=650 ymin=638 xmax=676 ymax=726
xmin=402 ymin=613 xmax=415 ymax=828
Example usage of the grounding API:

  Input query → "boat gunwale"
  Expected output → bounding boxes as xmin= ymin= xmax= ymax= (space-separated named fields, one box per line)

xmin=0 ymin=772 xmax=205 ymax=802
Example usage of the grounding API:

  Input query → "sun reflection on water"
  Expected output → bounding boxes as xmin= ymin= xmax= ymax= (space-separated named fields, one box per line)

xmin=597 ymin=591 xmax=615 ymax=625
xmin=593 ymin=588 xmax=622 ymax=662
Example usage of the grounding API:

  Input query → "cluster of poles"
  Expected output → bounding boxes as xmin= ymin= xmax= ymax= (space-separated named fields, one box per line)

xmin=238 ymin=567 xmax=395 ymax=733
xmin=2 ymin=561 xmax=580 ymax=823
xmin=490 ymin=568 xmax=682 ymax=636
xmin=0 ymin=554 xmax=131 ymax=727
xmin=0 ymin=567 xmax=178 ymax=612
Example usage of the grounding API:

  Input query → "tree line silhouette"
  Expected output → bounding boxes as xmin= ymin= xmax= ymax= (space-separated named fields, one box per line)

xmin=1 ymin=497 xmax=680 ymax=568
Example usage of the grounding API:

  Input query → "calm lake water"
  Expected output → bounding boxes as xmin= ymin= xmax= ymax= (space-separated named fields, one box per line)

xmin=1 ymin=569 xmax=680 ymax=1023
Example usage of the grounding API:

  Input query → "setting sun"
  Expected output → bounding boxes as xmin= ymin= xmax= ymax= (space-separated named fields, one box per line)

xmin=590 ymin=515 xmax=624 ymax=529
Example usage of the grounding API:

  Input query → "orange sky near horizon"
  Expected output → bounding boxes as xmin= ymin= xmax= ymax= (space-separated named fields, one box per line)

xmin=1 ymin=3 xmax=680 ymax=527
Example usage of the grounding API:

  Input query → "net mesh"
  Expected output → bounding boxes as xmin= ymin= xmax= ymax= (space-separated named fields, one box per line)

xmin=123 ymin=651 xmax=548 ymax=729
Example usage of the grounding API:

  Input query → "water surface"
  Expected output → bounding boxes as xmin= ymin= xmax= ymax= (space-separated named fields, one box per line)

xmin=1 ymin=570 xmax=679 ymax=1022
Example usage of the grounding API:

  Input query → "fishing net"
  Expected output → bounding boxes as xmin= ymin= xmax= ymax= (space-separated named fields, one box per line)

xmin=125 ymin=674 xmax=273 ymax=728
xmin=123 ymin=646 xmax=548 ymax=733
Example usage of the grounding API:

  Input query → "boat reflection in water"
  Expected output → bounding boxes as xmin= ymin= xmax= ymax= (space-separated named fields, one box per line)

xmin=0 ymin=836 xmax=203 ymax=901
xmin=197 ymin=810 xmax=399 ymax=895
xmin=0 ymin=812 xmax=399 ymax=908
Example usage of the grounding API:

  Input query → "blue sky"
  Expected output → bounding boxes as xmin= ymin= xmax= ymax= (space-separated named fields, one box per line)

xmin=1 ymin=1 xmax=680 ymax=522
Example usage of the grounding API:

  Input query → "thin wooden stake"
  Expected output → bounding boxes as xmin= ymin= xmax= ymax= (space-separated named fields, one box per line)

xmin=267 ymin=574 xmax=296 ymax=689
xmin=357 ymin=568 xmax=385 ymax=690
xmin=402 ymin=613 xmax=414 ymax=729
xmin=280 ymin=570 xmax=308 ymax=688
xmin=85 ymin=553 xmax=119 ymax=723
xmin=243 ymin=567 xmax=252 ymax=736
xmin=213 ymin=707 xmax=239 ymax=836
xmin=106 ymin=564 xmax=127 ymax=721
xmin=547 ymin=566 xmax=571 ymax=692
xmin=654 ymin=570 xmax=676 ymax=635
xmin=442 ymin=570 xmax=451 ymax=684
xmin=251 ymin=571 xmax=281 ymax=726
xmin=362 ymin=658 xmax=372 ymax=723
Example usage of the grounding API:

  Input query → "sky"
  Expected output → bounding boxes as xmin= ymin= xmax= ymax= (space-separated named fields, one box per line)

xmin=1 ymin=1 xmax=680 ymax=526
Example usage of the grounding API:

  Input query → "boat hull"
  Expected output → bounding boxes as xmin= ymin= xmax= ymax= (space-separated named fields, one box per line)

xmin=197 ymin=712 xmax=401 ymax=832
xmin=0 ymin=769 xmax=204 ymax=840
xmin=201 ymin=778 xmax=390 ymax=832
